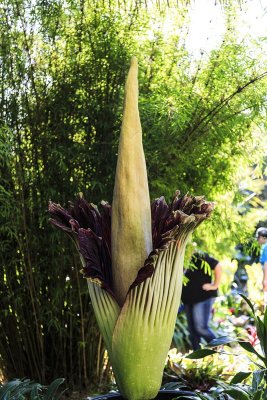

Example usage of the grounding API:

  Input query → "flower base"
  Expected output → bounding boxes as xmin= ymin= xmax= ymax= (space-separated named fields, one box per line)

xmin=92 ymin=389 xmax=197 ymax=400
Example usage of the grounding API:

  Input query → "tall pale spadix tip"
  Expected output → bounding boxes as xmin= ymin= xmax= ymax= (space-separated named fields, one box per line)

xmin=111 ymin=57 xmax=152 ymax=306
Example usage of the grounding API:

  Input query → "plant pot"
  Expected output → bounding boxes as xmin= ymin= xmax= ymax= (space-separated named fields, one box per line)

xmin=92 ymin=389 xmax=198 ymax=400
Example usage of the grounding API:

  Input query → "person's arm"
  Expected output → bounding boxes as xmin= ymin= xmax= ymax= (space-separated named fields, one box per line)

xmin=202 ymin=262 xmax=222 ymax=291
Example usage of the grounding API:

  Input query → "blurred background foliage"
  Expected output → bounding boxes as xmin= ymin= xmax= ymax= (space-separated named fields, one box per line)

xmin=1 ymin=0 xmax=267 ymax=391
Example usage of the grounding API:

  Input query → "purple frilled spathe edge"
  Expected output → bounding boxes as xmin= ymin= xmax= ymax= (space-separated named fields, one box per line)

xmin=48 ymin=191 xmax=214 ymax=299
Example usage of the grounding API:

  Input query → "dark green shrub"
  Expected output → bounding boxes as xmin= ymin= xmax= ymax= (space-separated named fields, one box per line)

xmin=0 ymin=378 xmax=65 ymax=400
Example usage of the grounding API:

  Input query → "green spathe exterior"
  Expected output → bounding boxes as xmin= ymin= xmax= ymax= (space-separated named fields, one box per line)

xmin=49 ymin=57 xmax=214 ymax=400
xmin=111 ymin=239 xmax=187 ymax=400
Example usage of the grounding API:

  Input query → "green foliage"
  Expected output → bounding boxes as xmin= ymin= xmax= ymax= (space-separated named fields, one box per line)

xmin=1 ymin=0 xmax=267 ymax=390
xmin=0 ymin=0 xmax=133 ymax=386
xmin=172 ymin=312 xmax=191 ymax=352
xmin=163 ymin=355 xmax=224 ymax=393
xmin=0 ymin=378 xmax=65 ymax=400
xmin=184 ymin=294 xmax=267 ymax=399
xmin=136 ymin=12 xmax=267 ymax=256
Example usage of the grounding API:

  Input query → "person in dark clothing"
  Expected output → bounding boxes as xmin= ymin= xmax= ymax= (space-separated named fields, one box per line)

xmin=181 ymin=250 xmax=222 ymax=350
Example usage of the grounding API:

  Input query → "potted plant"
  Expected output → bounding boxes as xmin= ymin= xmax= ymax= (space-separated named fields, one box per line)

xmin=49 ymin=57 xmax=214 ymax=400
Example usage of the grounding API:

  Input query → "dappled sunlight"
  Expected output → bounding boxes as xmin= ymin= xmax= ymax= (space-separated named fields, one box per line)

xmin=247 ymin=262 xmax=264 ymax=308
xmin=167 ymin=347 xmax=254 ymax=386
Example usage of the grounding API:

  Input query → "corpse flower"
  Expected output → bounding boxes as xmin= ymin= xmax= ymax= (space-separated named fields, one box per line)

xmin=49 ymin=57 xmax=214 ymax=400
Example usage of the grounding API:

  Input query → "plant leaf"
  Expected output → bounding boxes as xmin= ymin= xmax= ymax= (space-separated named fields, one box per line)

xmin=224 ymin=387 xmax=251 ymax=400
xmin=185 ymin=349 xmax=217 ymax=359
xmin=230 ymin=371 xmax=251 ymax=384
xmin=255 ymin=316 xmax=267 ymax=360
xmin=173 ymin=396 xmax=202 ymax=399
xmin=239 ymin=294 xmax=255 ymax=314
xmin=252 ymin=391 xmax=263 ymax=400
xmin=238 ymin=341 xmax=266 ymax=362
xmin=0 ymin=380 xmax=27 ymax=400
xmin=205 ymin=336 xmax=236 ymax=347
xmin=252 ymin=369 xmax=266 ymax=391
xmin=43 ymin=379 xmax=65 ymax=400
xmin=264 ymin=305 xmax=267 ymax=328
xmin=30 ymin=383 xmax=42 ymax=400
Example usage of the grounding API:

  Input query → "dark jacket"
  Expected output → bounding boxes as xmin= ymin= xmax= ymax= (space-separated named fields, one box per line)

xmin=181 ymin=251 xmax=219 ymax=305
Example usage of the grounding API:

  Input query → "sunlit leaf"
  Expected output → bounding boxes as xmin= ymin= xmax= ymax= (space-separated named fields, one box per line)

xmin=185 ymin=349 xmax=217 ymax=359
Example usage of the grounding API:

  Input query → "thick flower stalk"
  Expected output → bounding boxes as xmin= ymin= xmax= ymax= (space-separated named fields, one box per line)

xmin=49 ymin=58 xmax=214 ymax=400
